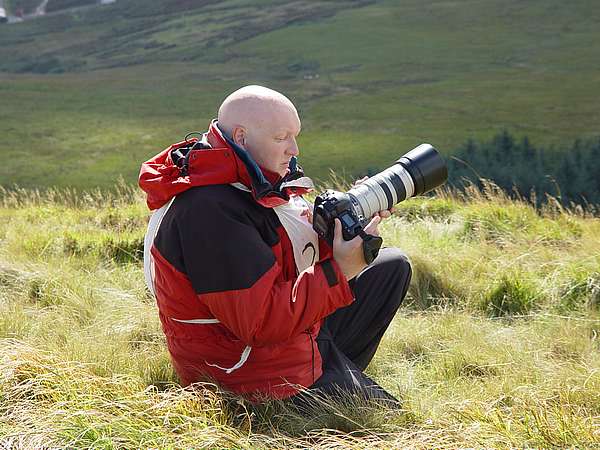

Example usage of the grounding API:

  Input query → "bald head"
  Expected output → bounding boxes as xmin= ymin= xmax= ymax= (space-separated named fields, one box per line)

xmin=217 ymin=85 xmax=301 ymax=176
xmin=218 ymin=85 xmax=298 ymax=136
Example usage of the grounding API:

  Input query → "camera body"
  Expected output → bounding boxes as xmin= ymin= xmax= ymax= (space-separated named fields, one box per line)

xmin=313 ymin=190 xmax=384 ymax=264
xmin=313 ymin=190 xmax=366 ymax=245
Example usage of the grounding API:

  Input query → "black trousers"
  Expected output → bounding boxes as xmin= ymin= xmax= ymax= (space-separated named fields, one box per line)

xmin=306 ymin=247 xmax=412 ymax=403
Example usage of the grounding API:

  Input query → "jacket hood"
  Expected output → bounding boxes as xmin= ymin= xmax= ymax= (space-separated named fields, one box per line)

xmin=139 ymin=120 xmax=312 ymax=210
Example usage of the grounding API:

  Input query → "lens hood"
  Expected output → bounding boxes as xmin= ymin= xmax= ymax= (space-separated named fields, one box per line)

xmin=396 ymin=144 xmax=448 ymax=195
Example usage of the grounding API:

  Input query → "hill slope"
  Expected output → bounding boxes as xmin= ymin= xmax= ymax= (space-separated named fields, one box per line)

xmin=0 ymin=0 xmax=599 ymax=189
xmin=0 ymin=0 xmax=371 ymax=73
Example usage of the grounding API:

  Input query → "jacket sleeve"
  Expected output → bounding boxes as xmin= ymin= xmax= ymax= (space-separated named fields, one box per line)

xmin=177 ymin=194 xmax=353 ymax=347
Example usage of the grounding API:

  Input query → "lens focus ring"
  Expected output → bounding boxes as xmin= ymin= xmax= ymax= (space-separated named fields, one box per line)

xmin=347 ymin=164 xmax=415 ymax=219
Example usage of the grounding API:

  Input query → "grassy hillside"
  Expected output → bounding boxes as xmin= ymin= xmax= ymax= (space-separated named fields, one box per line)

xmin=1 ymin=184 xmax=599 ymax=447
xmin=0 ymin=0 xmax=599 ymax=190
xmin=0 ymin=0 xmax=369 ymax=72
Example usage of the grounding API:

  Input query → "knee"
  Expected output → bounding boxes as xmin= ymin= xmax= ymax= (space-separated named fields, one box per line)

xmin=378 ymin=248 xmax=412 ymax=282
xmin=354 ymin=248 xmax=412 ymax=302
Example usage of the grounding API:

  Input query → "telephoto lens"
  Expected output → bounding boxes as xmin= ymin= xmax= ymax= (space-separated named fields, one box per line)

xmin=347 ymin=143 xmax=448 ymax=222
xmin=312 ymin=143 xmax=447 ymax=263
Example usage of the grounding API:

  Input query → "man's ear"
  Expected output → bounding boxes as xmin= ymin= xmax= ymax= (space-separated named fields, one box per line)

xmin=232 ymin=126 xmax=246 ymax=148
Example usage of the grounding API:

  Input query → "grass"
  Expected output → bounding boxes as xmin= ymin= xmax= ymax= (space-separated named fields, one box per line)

xmin=1 ymin=1 xmax=599 ymax=444
xmin=1 ymin=182 xmax=599 ymax=447
xmin=1 ymin=0 xmax=599 ymax=190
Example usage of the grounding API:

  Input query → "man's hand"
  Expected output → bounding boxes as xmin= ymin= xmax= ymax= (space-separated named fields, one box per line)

xmin=353 ymin=176 xmax=369 ymax=187
xmin=353 ymin=176 xmax=395 ymax=219
xmin=332 ymin=215 xmax=381 ymax=280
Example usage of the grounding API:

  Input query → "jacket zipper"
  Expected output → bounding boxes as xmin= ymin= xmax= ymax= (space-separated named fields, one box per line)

xmin=308 ymin=332 xmax=316 ymax=384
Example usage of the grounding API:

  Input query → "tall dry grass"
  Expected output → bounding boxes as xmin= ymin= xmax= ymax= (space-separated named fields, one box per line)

xmin=1 ymin=181 xmax=599 ymax=447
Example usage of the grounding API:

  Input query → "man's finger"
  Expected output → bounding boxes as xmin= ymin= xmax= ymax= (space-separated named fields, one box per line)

xmin=364 ymin=214 xmax=381 ymax=236
xmin=377 ymin=206 xmax=396 ymax=220
xmin=353 ymin=176 xmax=369 ymax=187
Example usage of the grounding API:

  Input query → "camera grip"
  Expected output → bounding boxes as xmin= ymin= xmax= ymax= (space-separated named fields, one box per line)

xmin=359 ymin=231 xmax=383 ymax=264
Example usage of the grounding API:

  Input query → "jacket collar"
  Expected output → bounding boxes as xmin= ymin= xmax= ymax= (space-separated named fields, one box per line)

xmin=139 ymin=120 xmax=313 ymax=210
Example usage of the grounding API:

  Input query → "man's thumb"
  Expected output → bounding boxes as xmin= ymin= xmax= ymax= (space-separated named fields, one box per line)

xmin=333 ymin=218 xmax=342 ymax=244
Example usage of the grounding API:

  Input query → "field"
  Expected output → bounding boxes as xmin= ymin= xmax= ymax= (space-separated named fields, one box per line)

xmin=1 ymin=184 xmax=599 ymax=447
xmin=1 ymin=0 xmax=600 ymax=190
xmin=1 ymin=0 xmax=599 ymax=446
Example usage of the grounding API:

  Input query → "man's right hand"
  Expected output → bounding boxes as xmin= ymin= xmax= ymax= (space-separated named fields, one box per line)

xmin=332 ymin=216 xmax=381 ymax=280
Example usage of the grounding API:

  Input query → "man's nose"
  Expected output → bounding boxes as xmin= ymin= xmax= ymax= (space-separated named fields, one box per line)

xmin=288 ymin=137 xmax=300 ymax=156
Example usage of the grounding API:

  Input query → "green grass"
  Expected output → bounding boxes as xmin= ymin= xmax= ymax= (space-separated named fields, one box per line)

xmin=1 ymin=0 xmax=599 ymax=190
xmin=1 ymin=183 xmax=599 ymax=447
xmin=1 ymin=3 xmax=599 ymax=444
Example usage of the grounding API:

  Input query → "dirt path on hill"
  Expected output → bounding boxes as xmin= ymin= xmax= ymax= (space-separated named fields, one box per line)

xmin=7 ymin=0 xmax=116 ymax=22
xmin=33 ymin=0 xmax=48 ymax=16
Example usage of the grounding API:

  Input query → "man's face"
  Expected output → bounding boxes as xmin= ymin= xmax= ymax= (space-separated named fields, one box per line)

xmin=242 ymin=105 xmax=301 ymax=177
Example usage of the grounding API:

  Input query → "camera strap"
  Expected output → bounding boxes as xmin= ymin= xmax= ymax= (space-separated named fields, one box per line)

xmin=358 ymin=230 xmax=383 ymax=265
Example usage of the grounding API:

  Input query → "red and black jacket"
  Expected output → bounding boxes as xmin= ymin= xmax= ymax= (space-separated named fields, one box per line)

xmin=139 ymin=121 xmax=353 ymax=400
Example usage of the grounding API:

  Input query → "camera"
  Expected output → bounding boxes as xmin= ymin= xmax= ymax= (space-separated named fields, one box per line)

xmin=313 ymin=144 xmax=448 ymax=263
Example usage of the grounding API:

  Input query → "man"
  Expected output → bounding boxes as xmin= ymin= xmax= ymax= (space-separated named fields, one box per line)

xmin=139 ymin=85 xmax=411 ymax=402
